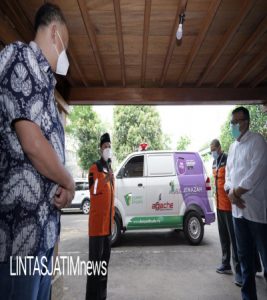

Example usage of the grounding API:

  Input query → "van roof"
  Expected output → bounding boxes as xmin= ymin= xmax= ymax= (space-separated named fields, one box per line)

xmin=129 ymin=150 xmax=199 ymax=155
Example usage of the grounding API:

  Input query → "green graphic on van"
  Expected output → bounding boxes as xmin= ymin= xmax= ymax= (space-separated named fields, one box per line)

xmin=127 ymin=216 xmax=183 ymax=229
xmin=124 ymin=193 xmax=143 ymax=206
xmin=169 ymin=180 xmax=181 ymax=194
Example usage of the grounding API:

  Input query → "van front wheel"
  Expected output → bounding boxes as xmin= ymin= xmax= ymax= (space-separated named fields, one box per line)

xmin=184 ymin=211 xmax=204 ymax=245
xmin=111 ymin=214 xmax=121 ymax=247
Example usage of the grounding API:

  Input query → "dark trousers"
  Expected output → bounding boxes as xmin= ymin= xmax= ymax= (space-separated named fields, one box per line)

xmin=85 ymin=235 xmax=111 ymax=300
xmin=217 ymin=209 xmax=241 ymax=274
xmin=233 ymin=217 xmax=267 ymax=300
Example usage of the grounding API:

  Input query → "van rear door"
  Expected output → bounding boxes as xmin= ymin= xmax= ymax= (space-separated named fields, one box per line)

xmin=174 ymin=152 xmax=213 ymax=222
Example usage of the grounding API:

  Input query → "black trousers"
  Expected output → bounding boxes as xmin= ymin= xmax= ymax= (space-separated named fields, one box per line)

xmin=85 ymin=235 xmax=111 ymax=300
xmin=217 ymin=209 xmax=241 ymax=274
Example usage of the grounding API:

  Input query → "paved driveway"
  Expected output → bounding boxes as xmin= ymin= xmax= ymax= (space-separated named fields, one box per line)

xmin=57 ymin=212 xmax=266 ymax=300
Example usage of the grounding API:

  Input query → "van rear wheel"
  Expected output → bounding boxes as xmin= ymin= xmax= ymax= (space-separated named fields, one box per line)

xmin=184 ymin=211 xmax=204 ymax=245
xmin=111 ymin=214 xmax=121 ymax=247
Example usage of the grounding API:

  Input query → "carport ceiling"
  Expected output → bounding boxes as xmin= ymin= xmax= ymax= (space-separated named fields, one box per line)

xmin=1 ymin=0 xmax=267 ymax=105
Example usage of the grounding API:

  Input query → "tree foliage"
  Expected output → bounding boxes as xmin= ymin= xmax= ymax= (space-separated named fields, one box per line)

xmin=113 ymin=106 xmax=165 ymax=162
xmin=66 ymin=106 xmax=103 ymax=171
xmin=176 ymin=135 xmax=191 ymax=150
xmin=220 ymin=105 xmax=267 ymax=153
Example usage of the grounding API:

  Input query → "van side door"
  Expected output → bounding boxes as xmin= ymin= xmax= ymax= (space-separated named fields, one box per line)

xmin=116 ymin=154 xmax=147 ymax=222
xmin=145 ymin=153 xmax=182 ymax=228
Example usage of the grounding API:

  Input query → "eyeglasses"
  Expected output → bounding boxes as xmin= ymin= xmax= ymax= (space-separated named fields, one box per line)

xmin=230 ymin=118 xmax=247 ymax=125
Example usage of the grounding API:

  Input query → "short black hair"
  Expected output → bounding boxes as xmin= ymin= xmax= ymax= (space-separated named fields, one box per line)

xmin=210 ymin=139 xmax=221 ymax=148
xmin=34 ymin=3 xmax=66 ymax=32
xmin=232 ymin=106 xmax=250 ymax=121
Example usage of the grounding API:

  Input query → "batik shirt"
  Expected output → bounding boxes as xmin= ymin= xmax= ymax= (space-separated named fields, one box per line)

xmin=0 ymin=41 xmax=65 ymax=262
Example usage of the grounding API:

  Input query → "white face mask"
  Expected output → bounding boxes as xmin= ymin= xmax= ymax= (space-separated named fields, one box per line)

xmin=102 ymin=148 xmax=112 ymax=162
xmin=211 ymin=151 xmax=219 ymax=160
xmin=54 ymin=31 xmax=69 ymax=76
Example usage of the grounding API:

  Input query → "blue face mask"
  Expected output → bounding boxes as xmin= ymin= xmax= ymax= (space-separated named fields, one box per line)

xmin=211 ymin=151 xmax=219 ymax=160
xmin=230 ymin=123 xmax=241 ymax=140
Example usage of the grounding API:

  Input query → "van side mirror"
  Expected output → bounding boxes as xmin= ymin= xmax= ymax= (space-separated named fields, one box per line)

xmin=117 ymin=167 xmax=125 ymax=179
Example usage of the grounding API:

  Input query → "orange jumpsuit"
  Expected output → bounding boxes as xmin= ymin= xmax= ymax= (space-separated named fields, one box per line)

xmin=212 ymin=153 xmax=231 ymax=211
xmin=88 ymin=159 xmax=115 ymax=237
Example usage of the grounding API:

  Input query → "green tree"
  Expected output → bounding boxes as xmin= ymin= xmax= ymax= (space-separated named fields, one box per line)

xmin=163 ymin=133 xmax=172 ymax=150
xmin=220 ymin=105 xmax=267 ymax=152
xmin=176 ymin=135 xmax=191 ymax=150
xmin=220 ymin=112 xmax=234 ymax=152
xmin=66 ymin=106 xmax=103 ymax=171
xmin=113 ymin=106 xmax=164 ymax=162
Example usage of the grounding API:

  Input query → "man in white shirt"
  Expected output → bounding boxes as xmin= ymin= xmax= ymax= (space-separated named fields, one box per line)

xmin=225 ymin=106 xmax=267 ymax=300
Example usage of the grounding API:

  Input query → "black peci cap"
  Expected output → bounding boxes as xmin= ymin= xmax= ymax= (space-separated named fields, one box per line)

xmin=100 ymin=133 xmax=111 ymax=147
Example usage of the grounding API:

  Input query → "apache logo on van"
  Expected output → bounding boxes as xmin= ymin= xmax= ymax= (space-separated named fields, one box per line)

xmin=152 ymin=201 xmax=174 ymax=211
xmin=152 ymin=193 xmax=174 ymax=211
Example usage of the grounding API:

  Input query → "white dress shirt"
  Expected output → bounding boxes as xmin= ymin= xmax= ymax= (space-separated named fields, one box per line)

xmin=225 ymin=131 xmax=267 ymax=223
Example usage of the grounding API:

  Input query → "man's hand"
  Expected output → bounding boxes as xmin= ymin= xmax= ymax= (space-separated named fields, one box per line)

xmin=54 ymin=184 xmax=75 ymax=209
xmin=15 ymin=120 xmax=76 ymax=201
xmin=229 ymin=189 xmax=246 ymax=209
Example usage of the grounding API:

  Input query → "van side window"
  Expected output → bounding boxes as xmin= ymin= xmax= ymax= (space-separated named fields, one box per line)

xmin=124 ymin=155 xmax=144 ymax=178
xmin=147 ymin=154 xmax=175 ymax=176
xmin=75 ymin=182 xmax=84 ymax=191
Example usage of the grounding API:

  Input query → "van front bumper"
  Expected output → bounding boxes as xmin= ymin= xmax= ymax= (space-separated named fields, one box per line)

xmin=205 ymin=212 xmax=215 ymax=224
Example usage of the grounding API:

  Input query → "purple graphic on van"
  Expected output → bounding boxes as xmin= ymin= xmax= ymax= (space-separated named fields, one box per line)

xmin=174 ymin=152 xmax=215 ymax=224
xmin=177 ymin=157 xmax=186 ymax=174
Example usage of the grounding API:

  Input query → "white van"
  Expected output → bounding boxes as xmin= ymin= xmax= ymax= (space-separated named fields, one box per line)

xmin=62 ymin=178 xmax=90 ymax=214
xmin=112 ymin=151 xmax=215 ymax=246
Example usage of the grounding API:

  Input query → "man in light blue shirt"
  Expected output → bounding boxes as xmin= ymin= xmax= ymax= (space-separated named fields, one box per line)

xmin=225 ymin=106 xmax=267 ymax=300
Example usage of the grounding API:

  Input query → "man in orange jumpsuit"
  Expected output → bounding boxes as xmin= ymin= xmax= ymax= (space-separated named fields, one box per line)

xmin=210 ymin=139 xmax=242 ymax=286
xmin=86 ymin=133 xmax=115 ymax=300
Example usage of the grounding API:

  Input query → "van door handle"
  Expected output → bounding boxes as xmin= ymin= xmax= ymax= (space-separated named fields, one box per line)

xmin=138 ymin=183 xmax=143 ymax=187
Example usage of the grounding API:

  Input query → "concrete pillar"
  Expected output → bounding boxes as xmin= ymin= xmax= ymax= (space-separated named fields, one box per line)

xmin=51 ymin=91 xmax=69 ymax=300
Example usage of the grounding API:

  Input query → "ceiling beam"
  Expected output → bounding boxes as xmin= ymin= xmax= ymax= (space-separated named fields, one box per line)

xmin=141 ymin=0 xmax=151 ymax=88
xmin=250 ymin=68 xmax=267 ymax=88
xmin=77 ymin=0 xmax=107 ymax=86
xmin=196 ymin=0 xmax=254 ymax=87
xmin=67 ymin=87 xmax=267 ymax=105
xmin=159 ymin=0 xmax=188 ymax=87
xmin=0 ymin=13 xmax=22 ymax=44
xmin=217 ymin=16 xmax=267 ymax=87
xmin=178 ymin=0 xmax=222 ymax=87
xmin=113 ymin=0 xmax=126 ymax=87
xmin=55 ymin=90 xmax=70 ymax=114
xmin=68 ymin=44 xmax=89 ymax=87
xmin=234 ymin=44 xmax=267 ymax=87
xmin=0 ymin=0 xmax=34 ymax=42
